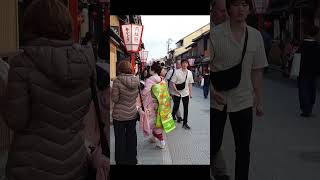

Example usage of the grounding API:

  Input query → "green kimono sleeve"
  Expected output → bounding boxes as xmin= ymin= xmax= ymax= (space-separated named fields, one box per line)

xmin=152 ymin=81 xmax=176 ymax=134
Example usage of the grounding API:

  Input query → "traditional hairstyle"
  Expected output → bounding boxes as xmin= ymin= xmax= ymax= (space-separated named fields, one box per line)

xmin=151 ymin=61 xmax=163 ymax=76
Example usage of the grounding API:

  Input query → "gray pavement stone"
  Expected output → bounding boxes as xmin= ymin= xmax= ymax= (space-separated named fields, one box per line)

xmin=220 ymin=70 xmax=320 ymax=180
xmin=166 ymin=86 xmax=210 ymax=165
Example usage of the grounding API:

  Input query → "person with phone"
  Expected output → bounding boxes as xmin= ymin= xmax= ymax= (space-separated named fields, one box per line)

xmin=171 ymin=59 xmax=194 ymax=130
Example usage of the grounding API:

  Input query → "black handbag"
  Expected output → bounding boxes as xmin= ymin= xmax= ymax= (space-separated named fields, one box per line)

xmin=175 ymin=71 xmax=188 ymax=90
xmin=210 ymin=27 xmax=248 ymax=91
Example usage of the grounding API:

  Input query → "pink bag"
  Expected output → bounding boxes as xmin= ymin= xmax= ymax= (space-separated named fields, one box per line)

xmin=136 ymin=95 xmax=151 ymax=137
xmin=85 ymin=74 xmax=110 ymax=180
xmin=84 ymin=102 xmax=110 ymax=180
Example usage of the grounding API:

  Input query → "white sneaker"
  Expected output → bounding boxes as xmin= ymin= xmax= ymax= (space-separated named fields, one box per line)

xmin=157 ymin=140 xmax=165 ymax=149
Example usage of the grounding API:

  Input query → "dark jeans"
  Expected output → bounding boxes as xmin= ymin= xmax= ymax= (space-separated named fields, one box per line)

xmin=203 ymin=84 xmax=209 ymax=98
xmin=211 ymin=106 xmax=253 ymax=180
xmin=172 ymin=95 xmax=189 ymax=125
xmin=298 ymin=76 xmax=317 ymax=115
xmin=113 ymin=119 xmax=137 ymax=165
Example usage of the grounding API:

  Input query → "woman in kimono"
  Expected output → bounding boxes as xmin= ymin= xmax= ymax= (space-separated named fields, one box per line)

xmin=141 ymin=62 xmax=166 ymax=149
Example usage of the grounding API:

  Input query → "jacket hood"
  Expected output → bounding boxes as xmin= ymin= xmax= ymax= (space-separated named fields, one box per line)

xmin=22 ymin=38 xmax=95 ymax=87
xmin=117 ymin=74 xmax=139 ymax=89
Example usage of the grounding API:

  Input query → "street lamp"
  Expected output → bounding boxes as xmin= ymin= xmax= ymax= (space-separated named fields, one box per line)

xmin=121 ymin=24 xmax=144 ymax=72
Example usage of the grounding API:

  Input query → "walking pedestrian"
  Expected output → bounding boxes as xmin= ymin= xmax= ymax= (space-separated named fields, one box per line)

xmin=165 ymin=60 xmax=183 ymax=122
xmin=141 ymin=62 xmax=166 ymax=149
xmin=298 ymin=24 xmax=320 ymax=117
xmin=0 ymin=0 xmax=96 ymax=179
xmin=211 ymin=0 xmax=268 ymax=180
xmin=210 ymin=0 xmax=230 ymax=179
xmin=111 ymin=60 xmax=139 ymax=165
xmin=165 ymin=60 xmax=182 ymax=122
xmin=203 ymin=69 xmax=210 ymax=99
xmin=171 ymin=59 xmax=194 ymax=130
xmin=0 ymin=57 xmax=11 ymax=180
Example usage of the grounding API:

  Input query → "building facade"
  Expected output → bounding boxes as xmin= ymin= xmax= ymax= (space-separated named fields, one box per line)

xmin=173 ymin=23 xmax=210 ymax=60
xmin=110 ymin=15 xmax=144 ymax=79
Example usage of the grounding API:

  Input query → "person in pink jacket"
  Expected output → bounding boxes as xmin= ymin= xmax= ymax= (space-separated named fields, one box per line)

xmin=141 ymin=62 xmax=166 ymax=149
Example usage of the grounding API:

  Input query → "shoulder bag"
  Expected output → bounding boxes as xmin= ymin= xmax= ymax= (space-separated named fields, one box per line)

xmin=210 ymin=27 xmax=248 ymax=91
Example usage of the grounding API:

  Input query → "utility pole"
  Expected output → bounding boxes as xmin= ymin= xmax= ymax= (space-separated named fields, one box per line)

xmin=166 ymin=38 xmax=173 ymax=53
xmin=166 ymin=38 xmax=173 ymax=66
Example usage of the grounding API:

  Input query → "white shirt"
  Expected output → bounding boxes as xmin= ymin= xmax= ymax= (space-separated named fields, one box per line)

xmin=171 ymin=68 xmax=194 ymax=97
xmin=210 ymin=20 xmax=268 ymax=112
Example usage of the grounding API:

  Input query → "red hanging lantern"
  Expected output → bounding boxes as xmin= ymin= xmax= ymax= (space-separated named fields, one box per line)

xmin=121 ymin=24 xmax=144 ymax=71
xmin=139 ymin=50 xmax=148 ymax=71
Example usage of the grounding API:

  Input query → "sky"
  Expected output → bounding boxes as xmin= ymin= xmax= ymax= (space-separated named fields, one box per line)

xmin=141 ymin=15 xmax=210 ymax=62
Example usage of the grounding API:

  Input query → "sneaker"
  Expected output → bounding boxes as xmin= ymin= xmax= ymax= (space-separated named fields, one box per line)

xmin=148 ymin=136 xmax=156 ymax=143
xmin=214 ymin=175 xmax=230 ymax=180
xmin=182 ymin=123 xmax=191 ymax=130
xmin=177 ymin=117 xmax=183 ymax=123
xmin=156 ymin=140 xmax=165 ymax=149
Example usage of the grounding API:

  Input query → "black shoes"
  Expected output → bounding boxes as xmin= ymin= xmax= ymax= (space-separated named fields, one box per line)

xmin=214 ymin=175 xmax=231 ymax=180
xmin=177 ymin=117 xmax=183 ymax=123
xmin=182 ymin=123 xmax=191 ymax=130
xmin=300 ymin=113 xmax=311 ymax=117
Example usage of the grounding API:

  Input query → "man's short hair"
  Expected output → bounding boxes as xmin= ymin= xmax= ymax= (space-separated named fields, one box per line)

xmin=181 ymin=59 xmax=189 ymax=64
xmin=226 ymin=0 xmax=253 ymax=11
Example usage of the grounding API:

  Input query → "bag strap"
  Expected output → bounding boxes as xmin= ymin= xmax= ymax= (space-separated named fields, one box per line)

xmin=90 ymin=73 xmax=110 ymax=158
xmin=168 ymin=68 xmax=175 ymax=82
xmin=184 ymin=71 xmax=188 ymax=83
xmin=240 ymin=27 xmax=248 ymax=64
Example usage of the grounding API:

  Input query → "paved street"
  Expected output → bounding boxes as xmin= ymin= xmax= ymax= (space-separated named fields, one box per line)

xmin=221 ymin=69 xmax=320 ymax=180
xmin=110 ymin=86 xmax=210 ymax=165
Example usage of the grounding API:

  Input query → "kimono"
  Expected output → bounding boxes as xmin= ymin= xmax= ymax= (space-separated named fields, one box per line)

xmin=151 ymin=80 xmax=176 ymax=134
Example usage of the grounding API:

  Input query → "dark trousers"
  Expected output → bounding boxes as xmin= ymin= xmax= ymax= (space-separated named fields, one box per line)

xmin=298 ymin=76 xmax=317 ymax=115
xmin=113 ymin=119 xmax=137 ymax=165
xmin=172 ymin=95 xmax=189 ymax=125
xmin=211 ymin=106 xmax=253 ymax=180
xmin=203 ymin=84 xmax=209 ymax=98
